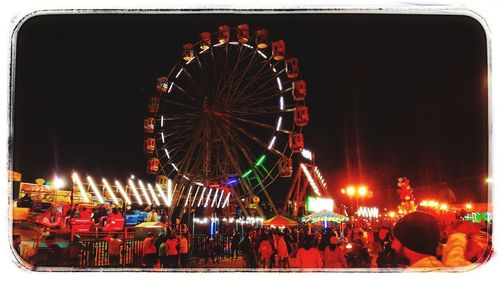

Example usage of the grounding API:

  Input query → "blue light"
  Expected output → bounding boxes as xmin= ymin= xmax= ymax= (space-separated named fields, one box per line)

xmin=226 ymin=177 xmax=239 ymax=186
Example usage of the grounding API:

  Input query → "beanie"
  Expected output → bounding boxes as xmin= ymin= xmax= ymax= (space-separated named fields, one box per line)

xmin=393 ymin=211 xmax=440 ymax=256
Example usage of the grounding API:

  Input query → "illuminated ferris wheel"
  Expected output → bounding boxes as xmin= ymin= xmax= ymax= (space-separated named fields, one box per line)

xmin=144 ymin=24 xmax=309 ymax=216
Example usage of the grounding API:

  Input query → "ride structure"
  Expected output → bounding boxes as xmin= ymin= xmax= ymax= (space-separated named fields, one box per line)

xmin=145 ymin=24 xmax=310 ymax=219
xmin=283 ymin=149 xmax=331 ymax=217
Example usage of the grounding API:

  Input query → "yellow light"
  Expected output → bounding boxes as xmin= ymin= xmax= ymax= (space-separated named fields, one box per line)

xmin=341 ymin=189 xmax=346 ymax=194
xmin=72 ymin=172 xmax=90 ymax=203
xmin=167 ymin=179 xmax=173 ymax=207
xmin=440 ymin=204 xmax=448 ymax=210
xmin=465 ymin=203 xmax=472 ymax=210
xmin=102 ymin=178 xmax=119 ymax=205
xmin=398 ymin=209 xmax=403 ymax=214
xmin=388 ymin=211 xmax=396 ymax=218
xmin=147 ymin=183 xmax=160 ymax=205
xmin=87 ymin=176 xmax=105 ymax=204
xmin=53 ymin=176 xmax=66 ymax=189
xmin=115 ymin=180 xmax=131 ymax=205
xmin=138 ymin=180 xmax=152 ymax=205
xmin=420 ymin=200 xmax=428 ymax=207
xmin=485 ymin=177 xmax=493 ymax=184
xmin=358 ymin=186 xmax=368 ymax=196
xmin=128 ymin=179 xmax=143 ymax=205
xmin=156 ymin=184 xmax=168 ymax=206
xmin=346 ymin=186 xmax=356 ymax=196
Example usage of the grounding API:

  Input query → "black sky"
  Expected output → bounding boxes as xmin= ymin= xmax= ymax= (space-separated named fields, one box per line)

xmin=12 ymin=13 xmax=488 ymax=208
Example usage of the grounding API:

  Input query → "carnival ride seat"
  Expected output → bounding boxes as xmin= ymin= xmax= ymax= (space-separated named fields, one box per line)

xmin=70 ymin=218 xmax=93 ymax=233
xmin=102 ymin=218 xmax=125 ymax=231
xmin=35 ymin=212 xmax=65 ymax=228
xmin=125 ymin=211 xmax=147 ymax=226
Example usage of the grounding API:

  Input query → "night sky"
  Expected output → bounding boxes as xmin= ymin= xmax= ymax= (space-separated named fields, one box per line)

xmin=12 ymin=13 xmax=488 ymax=208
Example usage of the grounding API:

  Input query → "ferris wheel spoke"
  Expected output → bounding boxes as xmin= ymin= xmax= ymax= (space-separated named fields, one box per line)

xmin=176 ymin=66 xmax=204 ymax=99
xmin=233 ymin=56 xmax=276 ymax=101
xmin=224 ymin=48 xmax=260 ymax=101
xmin=224 ymin=106 xmax=294 ymax=116
xmin=218 ymin=112 xmax=273 ymax=130
xmin=219 ymin=120 xmax=279 ymax=215
xmin=211 ymin=119 xmax=265 ymax=217
xmin=218 ymin=117 xmax=283 ymax=158
xmin=239 ymin=69 xmax=286 ymax=104
xmin=214 ymin=45 xmax=248 ymax=105
xmin=219 ymin=122 xmax=261 ymax=170
xmin=193 ymin=50 xmax=214 ymax=97
xmin=164 ymin=99 xmax=202 ymax=112
xmin=239 ymin=62 xmax=285 ymax=100
xmin=237 ymin=90 xmax=282 ymax=110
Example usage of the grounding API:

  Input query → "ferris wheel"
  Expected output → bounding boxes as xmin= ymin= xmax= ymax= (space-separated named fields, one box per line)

xmin=144 ymin=24 xmax=309 ymax=216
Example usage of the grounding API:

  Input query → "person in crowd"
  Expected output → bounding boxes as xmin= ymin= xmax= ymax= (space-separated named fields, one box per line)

xmin=269 ymin=230 xmax=277 ymax=268
xmin=295 ymin=235 xmax=323 ymax=269
xmin=442 ymin=221 xmax=489 ymax=267
xmin=38 ymin=235 xmax=64 ymax=266
xmin=158 ymin=235 xmax=168 ymax=268
xmin=323 ymin=236 xmax=348 ymax=268
xmin=95 ymin=204 xmax=108 ymax=225
xmin=391 ymin=211 xmax=443 ymax=268
xmin=104 ymin=208 xmax=123 ymax=227
xmin=79 ymin=206 xmax=91 ymax=220
xmin=142 ymin=232 xmax=157 ymax=267
xmin=166 ymin=234 xmax=179 ymax=268
xmin=376 ymin=231 xmax=398 ymax=268
xmin=275 ymin=231 xmax=290 ymax=268
xmin=107 ymin=234 xmax=122 ymax=267
xmin=257 ymin=233 xmax=274 ymax=268
xmin=125 ymin=205 xmax=135 ymax=215
xmin=146 ymin=208 xmax=159 ymax=222
xmin=13 ymin=235 xmax=22 ymax=256
xmin=240 ymin=229 xmax=257 ymax=268
xmin=205 ymin=237 xmax=217 ymax=264
xmin=155 ymin=233 xmax=166 ymax=253
xmin=67 ymin=235 xmax=86 ymax=267
xmin=179 ymin=233 xmax=189 ymax=268
xmin=230 ymin=229 xmax=240 ymax=260
xmin=159 ymin=210 xmax=168 ymax=224
xmin=349 ymin=229 xmax=370 ymax=267
xmin=283 ymin=228 xmax=294 ymax=256
xmin=17 ymin=193 xmax=33 ymax=208
xmin=291 ymin=228 xmax=299 ymax=258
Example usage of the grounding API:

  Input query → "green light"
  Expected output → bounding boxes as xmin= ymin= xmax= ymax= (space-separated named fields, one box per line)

xmin=242 ymin=169 xmax=252 ymax=178
xmin=255 ymin=154 xmax=266 ymax=166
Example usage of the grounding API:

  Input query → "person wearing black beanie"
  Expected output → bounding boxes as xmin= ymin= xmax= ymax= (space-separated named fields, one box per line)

xmin=391 ymin=211 xmax=444 ymax=268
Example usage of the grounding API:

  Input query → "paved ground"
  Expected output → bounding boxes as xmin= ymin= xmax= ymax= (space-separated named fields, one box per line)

xmin=188 ymin=256 xmax=245 ymax=268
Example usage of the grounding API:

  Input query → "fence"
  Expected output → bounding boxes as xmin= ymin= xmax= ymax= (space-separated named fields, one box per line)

xmin=190 ymin=234 xmax=236 ymax=261
xmin=79 ymin=238 xmax=144 ymax=267
xmin=36 ymin=233 xmax=236 ymax=268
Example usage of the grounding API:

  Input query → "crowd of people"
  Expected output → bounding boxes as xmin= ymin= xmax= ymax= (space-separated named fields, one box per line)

xmin=15 ymin=202 xmax=492 ymax=270
xmin=233 ymin=211 xmax=491 ymax=270
xmin=142 ymin=231 xmax=190 ymax=268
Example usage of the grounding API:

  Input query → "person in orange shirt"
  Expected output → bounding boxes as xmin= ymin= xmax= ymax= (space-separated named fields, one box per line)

xmin=107 ymin=234 xmax=122 ymax=267
xmin=323 ymin=236 xmax=348 ymax=268
xmin=295 ymin=235 xmax=323 ymax=269
xmin=142 ymin=232 xmax=157 ymax=267
xmin=258 ymin=233 xmax=274 ymax=268
xmin=165 ymin=234 xmax=179 ymax=268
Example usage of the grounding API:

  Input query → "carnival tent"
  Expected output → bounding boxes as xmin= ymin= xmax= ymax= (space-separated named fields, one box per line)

xmin=302 ymin=210 xmax=349 ymax=223
xmin=263 ymin=215 xmax=298 ymax=227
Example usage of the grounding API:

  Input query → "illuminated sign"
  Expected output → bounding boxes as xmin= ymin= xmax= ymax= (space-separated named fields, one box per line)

xmin=306 ymin=196 xmax=334 ymax=212
xmin=464 ymin=212 xmax=492 ymax=223
xmin=357 ymin=206 xmax=379 ymax=218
